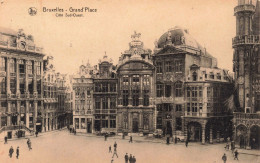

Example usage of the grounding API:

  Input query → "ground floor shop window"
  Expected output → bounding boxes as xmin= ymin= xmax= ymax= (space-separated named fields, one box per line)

xmin=81 ymin=118 xmax=86 ymax=129
xmin=102 ymin=120 xmax=108 ymax=128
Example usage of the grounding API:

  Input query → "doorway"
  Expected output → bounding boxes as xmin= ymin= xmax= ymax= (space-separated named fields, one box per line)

xmin=132 ymin=118 xmax=139 ymax=133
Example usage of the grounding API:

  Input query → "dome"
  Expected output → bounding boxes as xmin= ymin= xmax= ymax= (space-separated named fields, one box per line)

xmin=157 ymin=26 xmax=212 ymax=57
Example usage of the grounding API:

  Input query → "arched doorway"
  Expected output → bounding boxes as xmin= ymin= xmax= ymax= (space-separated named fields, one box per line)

xmin=250 ymin=125 xmax=260 ymax=149
xmin=132 ymin=113 xmax=139 ymax=133
xmin=236 ymin=124 xmax=247 ymax=149
xmin=188 ymin=122 xmax=202 ymax=142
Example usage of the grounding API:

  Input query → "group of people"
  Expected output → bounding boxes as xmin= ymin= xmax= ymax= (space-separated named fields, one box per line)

xmin=222 ymin=142 xmax=239 ymax=163
xmin=124 ymin=153 xmax=136 ymax=163
xmin=8 ymin=146 xmax=19 ymax=159
xmin=27 ymin=138 xmax=32 ymax=150
xmin=109 ymin=141 xmax=118 ymax=162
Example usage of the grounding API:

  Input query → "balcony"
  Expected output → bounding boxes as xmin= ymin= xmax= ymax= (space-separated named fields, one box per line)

xmin=155 ymin=97 xmax=173 ymax=104
xmin=0 ymin=40 xmax=43 ymax=53
xmin=232 ymin=35 xmax=260 ymax=47
xmin=233 ymin=112 xmax=260 ymax=120
xmin=234 ymin=4 xmax=255 ymax=14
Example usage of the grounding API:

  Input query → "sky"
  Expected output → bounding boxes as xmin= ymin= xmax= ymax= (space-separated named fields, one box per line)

xmin=0 ymin=0 xmax=248 ymax=75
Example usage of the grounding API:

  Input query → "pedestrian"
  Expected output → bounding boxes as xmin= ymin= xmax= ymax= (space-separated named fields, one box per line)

xmin=105 ymin=133 xmax=108 ymax=141
xmin=124 ymin=153 xmax=129 ymax=163
xmin=225 ymin=143 xmax=229 ymax=151
xmin=129 ymin=154 xmax=133 ymax=163
xmin=166 ymin=136 xmax=170 ymax=145
xmin=109 ymin=145 xmax=112 ymax=153
xmin=234 ymin=150 xmax=239 ymax=160
xmin=9 ymin=146 xmax=14 ymax=158
xmin=175 ymin=137 xmax=177 ymax=144
xmin=35 ymin=131 xmax=38 ymax=137
xmin=122 ymin=133 xmax=125 ymax=139
xmin=16 ymin=146 xmax=19 ymax=159
xmin=132 ymin=156 xmax=136 ymax=163
xmin=112 ymin=146 xmax=118 ymax=158
xmin=111 ymin=159 xmax=114 ymax=163
xmin=185 ymin=139 xmax=189 ymax=147
xmin=222 ymin=153 xmax=227 ymax=163
xmin=114 ymin=141 xmax=117 ymax=149
xmin=4 ymin=136 xmax=7 ymax=144
xmin=74 ymin=129 xmax=76 ymax=135
xmin=69 ymin=128 xmax=72 ymax=133
xmin=129 ymin=135 xmax=133 ymax=143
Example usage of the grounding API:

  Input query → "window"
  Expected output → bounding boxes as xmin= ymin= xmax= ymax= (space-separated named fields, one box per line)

xmin=102 ymin=97 xmax=108 ymax=109
xmin=256 ymin=95 xmax=260 ymax=112
xmin=132 ymin=75 xmax=139 ymax=85
xmin=192 ymin=72 xmax=197 ymax=81
xmin=110 ymin=98 xmax=116 ymax=109
xmin=175 ymin=82 xmax=182 ymax=97
xmin=123 ymin=75 xmax=129 ymax=85
xmin=102 ymin=83 xmax=108 ymax=92
xmin=210 ymin=73 xmax=214 ymax=79
xmin=95 ymin=83 xmax=101 ymax=92
xmin=143 ymin=75 xmax=150 ymax=86
xmin=110 ymin=83 xmax=116 ymax=92
xmin=175 ymin=60 xmax=183 ymax=72
xmin=157 ymin=104 xmax=163 ymax=111
xmin=176 ymin=105 xmax=182 ymax=112
xmin=27 ymin=61 xmax=33 ymax=74
xmin=176 ymin=118 xmax=182 ymax=130
xmin=165 ymin=61 xmax=173 ymax=72
xmin=199 ymin=87 xmax=202 ymax=97
xmin=192 ymin=103 xmax=198 ymax=112
xmin=164 ymin=104 xmax=172 ymax=112
xmin=0 ymin=57 xmax=6 ymax=71
xmin=10 ymin=78 xmax=16 ymax=94
xmin=207 ymin=87 xmax=212 ymax=98
xmin=143 ymin=90 xmax=149 ymax=106
xmin=156 ymin=62 xmax=162 ymax=73
xmin=122 ymin=90 xmax=128 ymax=106
xmin=0 ymin=77 xmax=6 ymax=94
xmin=187 ymin=103 xmax=191 ymax=112
xmin=217 ymin=73 xmax=221 ymax=80
xmin=110 ymin=119 xmax=116 ymax=128
xmin=37 ymin=80 xmax=41 ymax=94
xmin=95 ymin=98 xmax=101 ymax=109
xmin=28 ymin=79 xmax=33 ymax=94
xmin=9 ymin=59 xmax=15 ymax=74
xmin=187 ymin=87 xmax=190 ymax=97
xmin=36 ymin=62 xmax=41 ymax=75
xmin=165 ymin=85 xmax=171 ymax=97
xmin=132 ymin=89 xmax=139 ymax=106
xmin=156 ymin=84 xmax=163 ymax=97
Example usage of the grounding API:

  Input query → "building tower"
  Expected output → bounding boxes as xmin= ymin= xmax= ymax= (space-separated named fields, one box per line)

xmin=233 ymin=0 xmax=260 ymax=113
xmin=232 ymin=0 xmax=260 ymax=150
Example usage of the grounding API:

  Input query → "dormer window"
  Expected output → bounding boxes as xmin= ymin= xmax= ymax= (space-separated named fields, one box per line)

xmin=210 ymin=73 xmax=214 ymax=79
xmin=192 ymin=72 xmax=197 ymax=81
xmin=217 ymin=73 xmax=221 ymax=80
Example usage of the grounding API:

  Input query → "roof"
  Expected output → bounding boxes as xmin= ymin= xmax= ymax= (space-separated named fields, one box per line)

xmin=0 ymin=26 xmax=17 ymax=36
xmin=157 ymin=26 xmax=213 ymax=58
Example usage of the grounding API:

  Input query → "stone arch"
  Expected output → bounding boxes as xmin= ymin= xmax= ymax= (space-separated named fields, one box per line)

xmin=250 ymin=125 xmax=260 ymax=149
xmin=236 ymin=124 xmax=247 ymax=148
xmin=187 ymin=121 xmax=202 ymax=142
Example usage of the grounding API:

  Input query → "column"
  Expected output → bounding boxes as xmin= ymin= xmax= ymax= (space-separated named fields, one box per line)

xmin=33 ymin=101 xmax=37 ymax=131
xmin=46 ymin=113 xmax=49 ymax=131
xmin=79 ymin=117 xmax=81 ymax=129
xmin=25 ymin=101 xmax=29 ymax=128
xmin=16 ymin=59 xmax=20 ymax=97
xmin=128 ymin=76 xmax=132 ymax=106
xmin=40 ymin=62 xmax=44 ymax=99
xmin=210 ymin=125 xmax=213 ymax=144
xmin=25 ymin=60 xmax=29 ymax=97
xmin=41 ymin=114 xmax=44 ymax=132
xmin=33 ymin=61 xmax=37 ymax=94
xmin=183 ymin=118 xmax=187 ymax=140
xmin=217 ymin=130 xmax=220 ymax=143
xmin=17 ymin=101 xmax=21 ymax=126
xmin=246 ymin=129 xmax=251 ymax=149
xmin=128 ymin=112 xmax=132 ymax=132
xmin=139 ymin=75 xmax=143 ymax=106
xmin=139 ymin=112 xmax=143 ymax=131
xmin=7 ymin=102 xmax=11 ymax=126
xmin=55 ymin=117 xmax=58 ymax=130
xmin=202 ymin=123 xmax=206 ymax=145
xmin=108 ymin=116 xmax=110 ymax=130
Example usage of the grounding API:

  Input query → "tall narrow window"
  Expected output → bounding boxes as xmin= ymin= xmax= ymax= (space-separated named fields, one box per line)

xmin=20 ymin=79 xmax=25 ymax=94
xmin=156 ymin=62 xmax=162 ymax=73
xmin=9 ymin=59 xmax=15 ymax=75
xmin=0 ymin=77 xmax=6 ymax=94
xmin=143 ymin=90 xmax=149 ymax=106
xmin=132 ymin=89 xmax=139 ymax=106
xmin=28 ymin=79 xmax=33 ymax=94
xmin=36 ymin=62 xmax=41 ymax=75
xmin=37 ymin=79 xmax=41 ymax=94
xmin=102 ymin=83 xmax=108 ymax=92
xmin=156 ymin=84 xmax=163 ymax=97
xmin=165 ymin=61 xmax=172 ymax=72
xmin=192 ymin=72 xmax=197 ymax=81
xmin=95 ymin=98 xmax=101 ymax=109
xmin=10 ymin=78 xmax=16 ymax=94
xmin=102 ymin=97 xmax=108 ymax=109
xmin=0 ymin=57 xmax=6 ymax=72
xmin=122 ymin=90 xmax=128 ymax=106
xmin=175 ymin=60 xmax=183 ymax=72
xmin=132 ymin=75 xmax=139 ymax=85
xmin=175 ymin=82 xmax=182 ymax=97
xmin=165 ymin=85 xmax=171 ymax=97
xmin=27 ymin=61 xmax=33 ymax=75
xmin=123 ymin=75 xmax=129 ymax=85
xmin=110 ymin=98 xmax=116 ymax=109
xmin=143 ymin=75 xmax=150 ymax=86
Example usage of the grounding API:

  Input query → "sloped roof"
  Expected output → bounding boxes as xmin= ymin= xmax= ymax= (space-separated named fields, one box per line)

xmin=0 ymin=26 xmax=17 ymax=36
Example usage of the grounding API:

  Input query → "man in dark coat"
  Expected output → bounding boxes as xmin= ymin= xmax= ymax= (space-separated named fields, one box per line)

xmin=175 ymin=137 xmax=178 ymax=144
xmin=16 ymin=146 xmax=19 ymax=159
xmin=234 ymin=150 xmax=239 ymax=160
xmin=132 ymin=156 xmax=136 ymax=163
xmin=114 ymin=141 xmax=117 ymax=149
xmin=112 ymin=146 xmax=118 ymax=158
xmin=222 ymin=153 xmax=227 ymax=163
xmin=9 ymin=146 xmax=14 ymax=158
xmin=129 ymin=154 xmax=133 ymax=163
xmin=4 ymin=136 xmax=7 ymax=144
xmin=185 ymin=139 xmax=189 ymax=147
xmin=129 ymin=136 xmax=133 ymax=143
xmin=35 ymin=131 xmax=38 ymax=137
xmin=109 ymin=145 xmax=112 ymax=153
xmin=124 ymin=153 xmax=129 ymax=163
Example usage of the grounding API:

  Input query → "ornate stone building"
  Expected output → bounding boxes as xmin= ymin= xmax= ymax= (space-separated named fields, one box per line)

xmin=116 ymin=32 xmax=156 ymax=134
xmin=72 ymin=61 xmax=95 ymax=133
xmin=232 ymin=0 xmax=260 ymax=149
xmin=0 ymin=27 xmax=44 ymax=138
xmin=93 ymin=54 xmax=117 ymax=133
xmin=154 ymin=26 xmax=233 ymax=144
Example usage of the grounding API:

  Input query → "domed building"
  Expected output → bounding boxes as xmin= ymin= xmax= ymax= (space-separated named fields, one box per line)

xmin=153 ymin=26 xmax=233 ymax=144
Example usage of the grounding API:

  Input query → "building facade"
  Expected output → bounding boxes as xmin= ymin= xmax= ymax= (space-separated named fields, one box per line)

xmin=0 ymin=28 xmax=44 ymax=137
xmin=93 ymin=55 xmax=117 ymax=133
xmin=153 ymin=27 xmax=234 ymax=144
xmin=72 ymin=62 xmax=95 ymax=133
xmin=232 ymin=0 xmax=260 ymax=149
xmin=117 ymin=32 xmax=156 ymax=134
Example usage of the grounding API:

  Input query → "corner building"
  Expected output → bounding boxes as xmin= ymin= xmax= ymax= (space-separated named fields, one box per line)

xmin=0 ymin=27 xmax=44 ymax=137
xmin=232 ymin=0 xmax=260 ymax=149
xmin=154 ymin=27 xmax=233 ymax=144
xmin=117 ymin=32 xmax=156 ymax=134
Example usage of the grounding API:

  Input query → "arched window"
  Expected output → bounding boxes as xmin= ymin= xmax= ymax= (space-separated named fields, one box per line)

xmin=192 ymin=72 xmax=197 ymax=81
xmin=175 ymin=81 xmax=183 ymax=97
xmin=240 ymin=17 xmax=244 ymax=35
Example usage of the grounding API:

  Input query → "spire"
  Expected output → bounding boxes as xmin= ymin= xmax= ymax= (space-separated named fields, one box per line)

xmin=253 ymin=0 xmax=260 ymax=35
